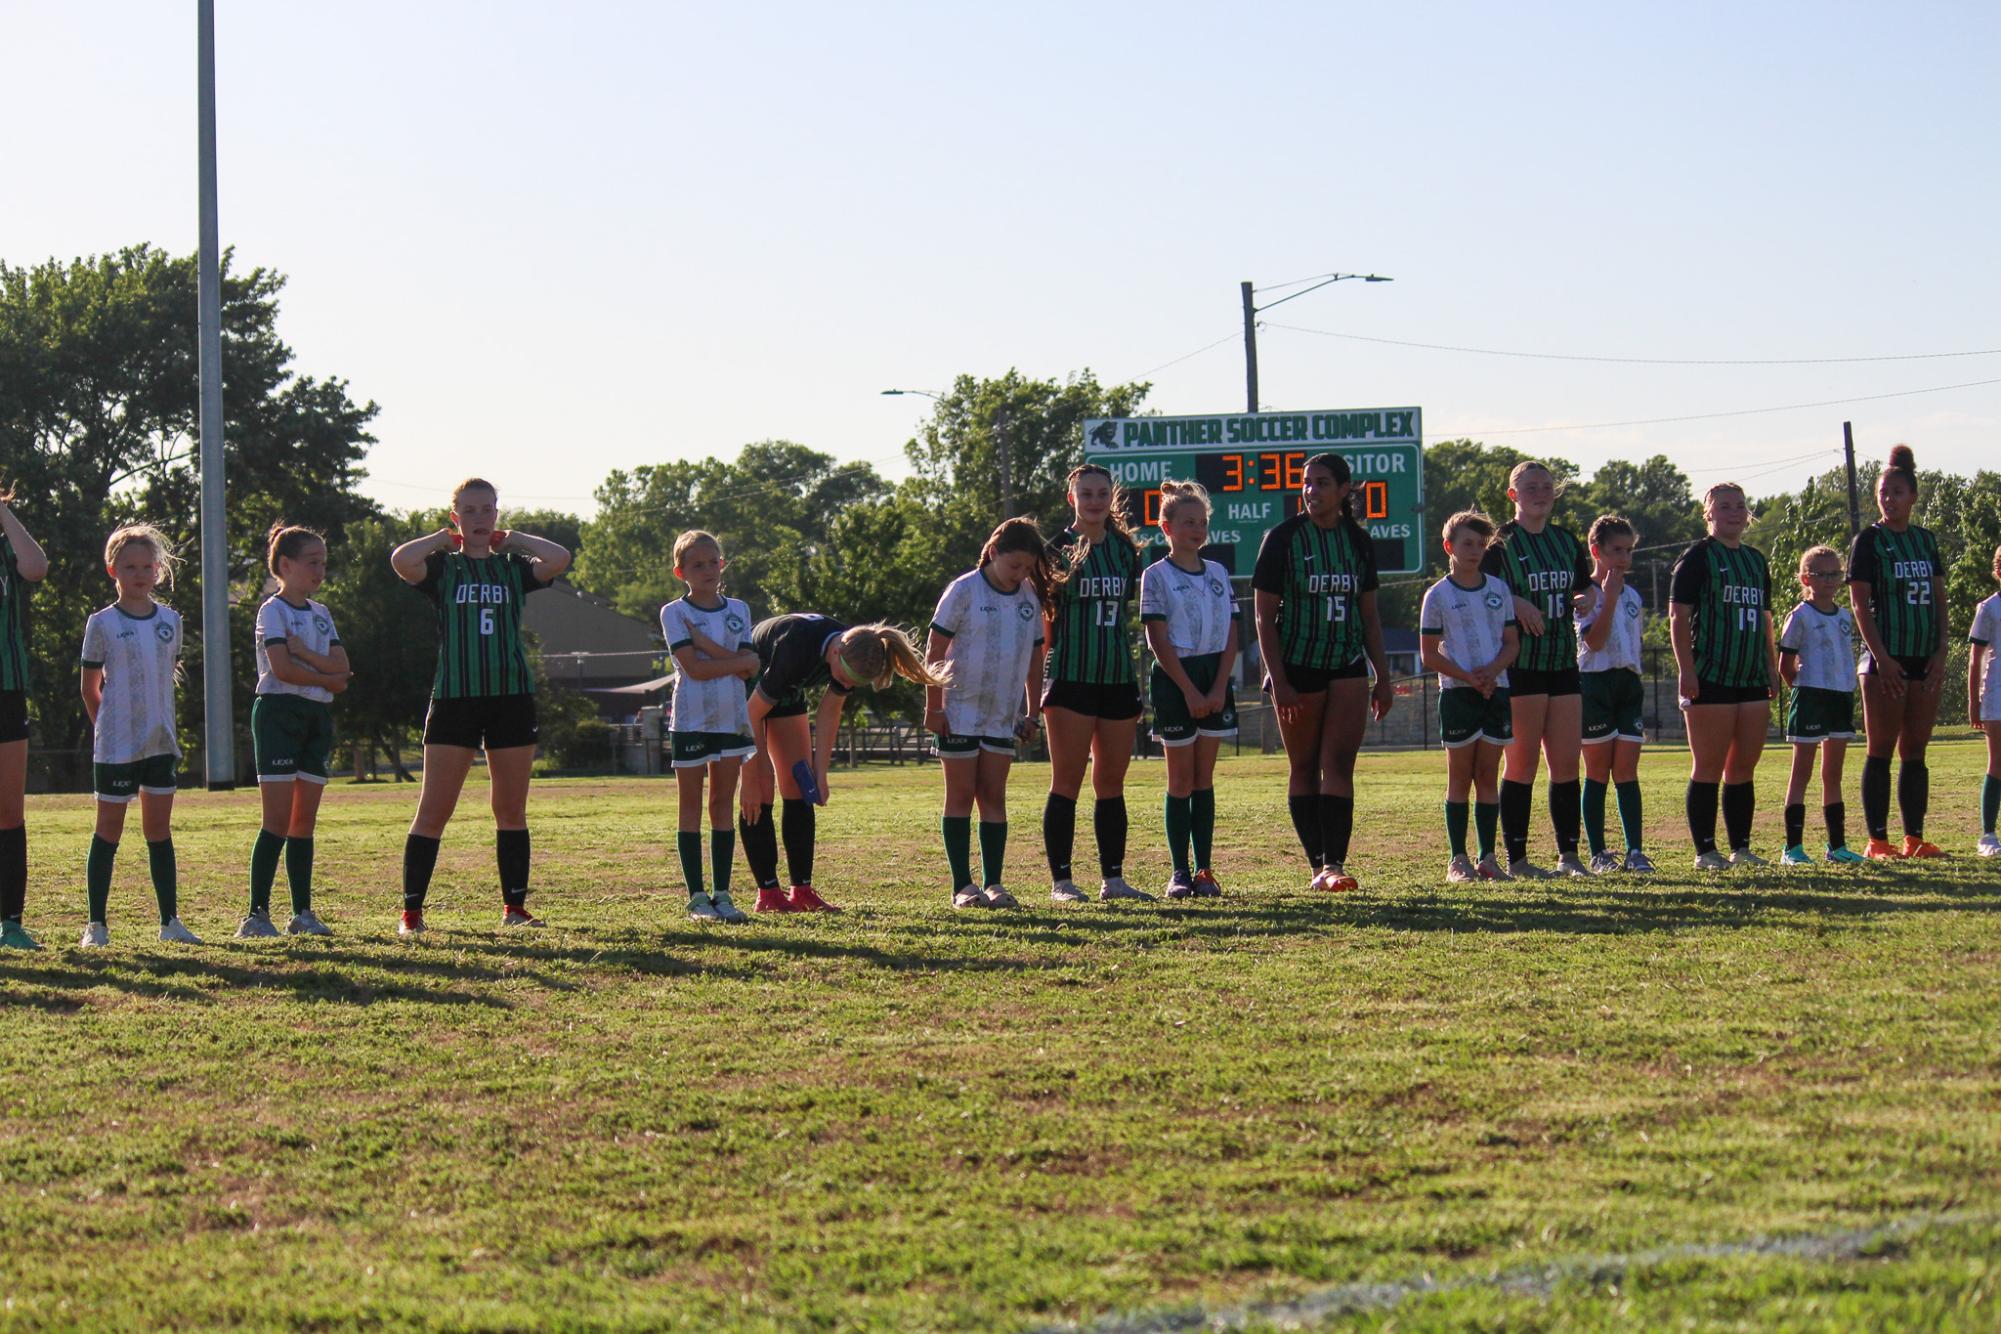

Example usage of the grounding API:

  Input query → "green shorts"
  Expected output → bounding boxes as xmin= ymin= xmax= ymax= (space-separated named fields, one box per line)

xmin=933 ymin=732 xmax=1017 ymax=759
xmin=1439 ymin=686 xmax=1512 ymax=749
xmin=1149 ymin=653 xmax=1239 ymax=747
xmin=253 ymin=693 xmax=334 ymax=784
xmin=671 ymin=731 xmax=755 ymax=769
xmin=94 ymin=754 xmax=178 ymax=803
xmin=1785 ymin=685 xmax=1855 ymax=743
xmin=1581 ymin=669 xmax=1645 ymax=745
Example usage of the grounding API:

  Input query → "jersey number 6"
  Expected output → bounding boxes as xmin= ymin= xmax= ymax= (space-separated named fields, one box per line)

xmin=479 ymin=607 xmax=496 ymax=636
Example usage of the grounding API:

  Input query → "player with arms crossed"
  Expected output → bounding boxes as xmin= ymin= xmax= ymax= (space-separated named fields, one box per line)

xmin=1576 ymin=515 xmax=1655 ymax=874
xmin=1966 ymin=544 xmax=2001 ymax=856
xmin=1778 ymin=545 xmax=1865 ymax=866
xmin=0 ymin=486 xmax=50 ymax=949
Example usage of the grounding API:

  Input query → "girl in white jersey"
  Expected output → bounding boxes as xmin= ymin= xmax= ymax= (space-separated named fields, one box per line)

xmin=1966 ymin=544 xmax=2001 ymax=856
xmin=1140 ymin=482 xmax=1239 ymax=899
xmin=240 ymin=524 xmax=352 ymax=938
xmin=1780 ymin=545 xmax=1866 ymax=865
xmin=78 ymin=526 xmax=197 ymax=947
xmin=926 ymin=519 xmax=1051 ymax=909
xmin=1577 ymin=516 xmax=1654 ymax=874
xmin=661 ymin=530 xmax=759 ymax=923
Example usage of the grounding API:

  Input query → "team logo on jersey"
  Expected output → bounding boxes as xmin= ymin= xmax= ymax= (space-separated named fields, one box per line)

xmin=1624 ymin=601 xmax=1641 ymax=618
xmin=1485 ymin=592 xmax=1504 ymax=609
xmin=1208 ymin=578 xmax=1225 ymax=597
xmin=725 ymin=614 xmax=745 ymax=634
xmin=156 ymin=623 xmax=175 ymax=643
xmin=1018 ymin=603 xmax=1036 ymax=621
xmin=314 ymin=615 xmax=332 ymax=634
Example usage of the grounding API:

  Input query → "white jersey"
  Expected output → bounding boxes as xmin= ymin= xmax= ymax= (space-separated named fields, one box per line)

xmin=1969 ymin=593 xmax=2001 ymax=720
xmin=80 ymin=602 xmax=183 ymax=764
xmin=1420 ymin=574 xmax=1515 ymax=691
xmin=1778 ymin=602 xmax=1856 ymax=694
xmin=931 ymin=568 xmax=1043 ymax=737
xmin=1577 ymin=580 xmax=1644 ymax=674
xmin=255 ymin=595 xmax=341 ymax=702
xmin=662 ymin=595 xmax=754 ymax=735
xmin=1139 ymin=556 xmax=1236 ymax=657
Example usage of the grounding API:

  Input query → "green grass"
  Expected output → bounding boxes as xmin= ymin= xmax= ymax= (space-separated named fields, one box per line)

xmin=2 ymin=738 xmax=1999 ymax=1330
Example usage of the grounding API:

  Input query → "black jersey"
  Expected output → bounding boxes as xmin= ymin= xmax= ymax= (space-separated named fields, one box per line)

xmin=1251 ymin=512 xmax=1379 ymax=670
xmin=1045 ymin=529 xmax=1141 ymax=686
xmin=1670 ymin=537 xmax=1772 ymax=688
xmin=752 ymin=613 xmax=852 ymax=706
xmin=0 ymin=532 xmax=27 ymax=693
xmin=1480 ymin=521 xmax=1594 ymax=674
xmin=416 ymin=551 xmax=549 ymax=699
xmin=1847 ymin=522 xmax=1943 ymax=658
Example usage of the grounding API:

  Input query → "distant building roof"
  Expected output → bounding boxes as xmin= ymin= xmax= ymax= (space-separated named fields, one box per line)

xmin=524 ymin=583 xmax=660 ymax=686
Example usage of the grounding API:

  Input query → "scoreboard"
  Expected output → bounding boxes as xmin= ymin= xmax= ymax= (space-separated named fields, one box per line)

xmin=1081 ymin=407 xmax=1424 ymax=577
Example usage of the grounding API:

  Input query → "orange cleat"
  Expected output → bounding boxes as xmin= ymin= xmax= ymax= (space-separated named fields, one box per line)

xmin=1321 ymin=864 xmax=1360 ymax=893
xmin=1863 ymin=838 xmax=1904 ymax=861
xmin=754 ymin=886 xmax=795 ymax=913
xmin=787 ymin=883 xmax=841 ymax=912
xmin=1901 ymin=835 xmax=1946 ymax=858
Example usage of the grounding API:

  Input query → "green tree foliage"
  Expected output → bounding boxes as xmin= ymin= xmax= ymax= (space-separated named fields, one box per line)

xmin=1582 ymin=455 xmax=1703 ymax=554
xmin=314 ymin=514 xmax=437 ymax=777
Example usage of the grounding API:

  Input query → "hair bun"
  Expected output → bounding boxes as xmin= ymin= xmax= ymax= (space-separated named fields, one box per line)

xmin=1888 ymin=443 xmax=1916 ymax=471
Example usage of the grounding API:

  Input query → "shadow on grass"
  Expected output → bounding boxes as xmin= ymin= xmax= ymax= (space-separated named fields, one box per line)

xmin=0 ymin=947 xmax=519 ymax=1009
xmin=443 ymin=930 xmax=1072 ymax=977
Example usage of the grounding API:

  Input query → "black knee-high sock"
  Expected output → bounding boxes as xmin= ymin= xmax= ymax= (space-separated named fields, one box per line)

xmin=1784 ymin=802 xmax=1806 ymax=849
xmin=1861 ymin=755 xmax=1892 ymax=841
xmin=738 ymin=805 xmax=781 ymax=889
xmin=1043 ymin=793 xmax=1077 ymax=882
xmin=1721 ymin=782 xmax=1755 ymax=852
xmin=709 ymin=827 xmax=735 ymax=897
xmin=1499 ymin=779 xmax=1533 ymax=863
xmin=1094 ymin=797 xmax=1127 ymax=879
xmin=1548 ymin=779 xmax=1582 ymax=856
xmin=1318 ymin=794 xmax=1354 ymax=867
xmin=780 ymin=798 xmax=815 ymax=885
xmin=1287 ymin=793 xmax=1322 ymax=870
xmin=0 ymin=823 xmax=25 ymax=922
xmin=146 ymin=838 xmax=177 ymax=924
xmin=1896 ymin=760 xmax=1929 ymax=839
xmin=402 ymin=833 xmax=441 ymax=912
xmin=1824 ymin=801 xmax=1848 ymax=850
xmin=1686 ymin=780 xmax=1720 ymax=855
xmin=496 ymin=828 xmax=531 ymax=908
xmin=284 ymin=836 xmax=315 ymax=915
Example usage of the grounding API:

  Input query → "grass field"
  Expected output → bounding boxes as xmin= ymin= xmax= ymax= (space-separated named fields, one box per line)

xmin=3 ymin=738 xmax=1999 ymax=1331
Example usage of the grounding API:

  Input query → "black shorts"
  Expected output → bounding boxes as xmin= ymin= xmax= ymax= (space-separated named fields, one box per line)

xmin=1508 ymin=666 xmax=1582 ymax=698
xmin=1683 ymin=680 xmax=1771 ymax=707
xmin=423 ymin=693 xmax=539 ymax=750
xmin=0 ymin=690 xmax=26 ymax=744
xmin=1265 ymin=657 xmax=1368 ymax=695
xmin=1862 ymin=652 xmax=1932 ymax=682
xmin=1042 ymin=678 xmax=1143 ymax=721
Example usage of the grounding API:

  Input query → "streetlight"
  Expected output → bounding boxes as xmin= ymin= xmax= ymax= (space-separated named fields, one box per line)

xmin=1240 ymin=272 xmax=1392 ymax=413
xmin=881 ymin=389 xmax=1013 ymax=519
xmin=197 ymin=0 xmax=234 ymax=787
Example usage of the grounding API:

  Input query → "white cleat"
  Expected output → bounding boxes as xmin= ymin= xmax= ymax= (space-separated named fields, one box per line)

xmin=1728 ymin=848 xmax=1769 ymax=868
xmin=1445 ymin=855 xmax=1478 ymax=884
xmin=981 ymin=884 xmax=1019 ymax=909
xmin=708 ymin=890 xmax=748 ymax=923
xmin=952 ymin=886 xmax=985 ymax=910
xmin=159 ymin=917 xmax=203 ymax=944
xmin=1554 ymin=853 xmax=1593 ymax=878
xmin=1507 ymin=858 xmax=1554 ymax=881
xmin=1098 ymin=876 xmax=1154 ymax=902
xmin=687 ymin=893 xmax=722 ymax=922
xmin=79 ymin=921 xmax=110 ymax=949
xmin=1050 ymin=879 xmax=1087 ymax=904
xmin=234 ymin=910 xmax=281 ymax=939
xmin=1977 ymin=833 xmax=2001 ymax=858
xmin=286 ymin=910 xmax=334 ymax=936
xmin=1693 ymin=849 xmax=1732 ymax=871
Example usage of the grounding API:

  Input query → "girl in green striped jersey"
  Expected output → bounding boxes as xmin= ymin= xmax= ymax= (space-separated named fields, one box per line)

xmin=1670 ymin=482 xmax=1780 ymax=869
xmin=1848 ymin=444 xmax=1950 ymax=860
xmin=390 ymin=478 xmax=571 ymax=934
xmin=0 ymin=486 xmax=50 ymax=949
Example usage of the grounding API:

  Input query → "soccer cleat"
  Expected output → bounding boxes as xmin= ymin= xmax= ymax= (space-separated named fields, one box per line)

xmin=1308 ymin=866 xmax=1336 ymax=892
xmin=1163 ymin=870 xmax=1197 ymax=899
xmin=1554 ymin=853 xmax=1593 ymax=878
xmin=981 ymin=885 xmax=1019 ymax=909
xmin=1477 ymin=856 xmax=1511 ymax=881
xmin=952 ymin=887 xmax=985 ymax=910
xmin=1445 ymin=855 xmax=1478 ymax=884
xmin=1728 ymin=848 xmax=1768 ymax=868
xmin=708 ymin=891 xmax=748 ymax=923
xmin=398 ymin=909 xmax=426 ymax=936
xmin=1825 ymin=845 xmax=1867 ymax=865
xmin=1901 ymin=835 xmax=1945 ymax=859
xmin=0 ymin=919 xmax=41 ymax=950
xmin=1321 ymin=863 xmax=1360 ymax=893
xmin=1191 ymin=869 xmax=1222 ymax=898
xmin=1621 ymin=849 xmax=1657 ymax=875
xmin=501 ymin=904 xmax=545 ymax=928
xmin=753 ymin=886 xmax=794 ymax=913
xmin=1050 ymin=879 xmax=1087 ymax=904
xmin=1863 ymin=838 xmax=1904 ymax=861
xmin=1977 ymin=833 xmax=2001 ymax=858
xmin=1506 ymin=858 xmax=1553 ymax=881
xmin=285 ymin=910 xmax=333 ymax=937
xmin=687 ymin=893 xmax=721 ymax=922
xmin=1099 ymin=876 xmax=1154 ymax=902
xmin=79 ymin=921 xmax=110 ymax=948
xmin=159 ymin=917 xmax=203 ymax=944
xmin=234 ymin=909 xmax=281 ymax=939
xmin=787 ymin=884 xmax=839 ymax=912
xmin=1588 ymin=851 xmax=1623 ymax=875
xmin=1782 ymin=845 xmax=1814 ymax=866
xmin=1693 ymin=849 xmax=1732 ymax=871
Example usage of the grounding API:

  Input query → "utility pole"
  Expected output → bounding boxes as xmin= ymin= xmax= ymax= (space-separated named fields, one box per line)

xmin=1842 ymin=420 xmax=1861 ymax=542
xmin=995 ymin=407 xmax=1012 ymax=520
xmin=1240 ymin=280 xmax=1259 ymax=414
xmin=197 ymin=0 xmax=234 ymax=789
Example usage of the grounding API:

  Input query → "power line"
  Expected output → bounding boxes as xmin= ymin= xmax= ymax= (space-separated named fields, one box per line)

xmin=1127 ymin=331 xmax=1240 ymax=381
xmin=1265 ymin=322 xmax=2001 ymax=366
xmin=1429 ymin=377 xmax=2001 ymax=437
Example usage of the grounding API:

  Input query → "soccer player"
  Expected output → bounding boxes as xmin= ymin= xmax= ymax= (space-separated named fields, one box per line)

xmin=1253 ymin=452 xmax=1394 ymax=893
xmin=1670 ymin=482 xmax=1779 ymax=870
xmin=1419 ymin=511 xmax=1518 ymax=883
xmin=240 ymin=523 xmax=350 ymax=938
xmin=1577 ymin=515 xmax=1655 ymax=874
xmin=740 ymin=614 xmax=946 ymax=912
xmin=0 ymin=487 xmax=49 ymax=950
xmin=1041 ymin=464 xmax=1149 ymax=903
xmin=78 ymin=525 xmax=198 ymax=947
xmin=1482 ymin=460 xmax=1597 ymax=878
xmin=926 ymin=518 xmax=1051 ymax=909
xmin=1778 ymin=545 xmax=1865 ymax=865
xmin=1848 ymin=444 xmax=1949 ymax=860
xmin=661 ymin=530 xmax=759 ymax=924
xmin=1967 ymin=544 xmax=2001 ymax=856
xmin=1139 ymin=482 xmax=1240 ymax=899
xmin=390 ymin=478 xmax=571 ymax=934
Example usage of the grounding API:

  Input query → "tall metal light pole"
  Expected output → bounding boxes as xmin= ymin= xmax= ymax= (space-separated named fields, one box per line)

xmin=197 ymin=0 xmax=235 ymax=787
xmin=1239 ymin=272 xmax=1393 ymax=412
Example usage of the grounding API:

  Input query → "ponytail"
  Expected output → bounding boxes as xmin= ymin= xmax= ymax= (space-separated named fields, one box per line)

xmin=266 ymin=521 xmax=327 ymax=576
xmin=839 ymin=624 xmax=951 ymax=691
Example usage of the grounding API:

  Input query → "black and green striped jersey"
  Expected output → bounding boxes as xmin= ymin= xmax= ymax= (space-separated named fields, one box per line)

xmin=1251 ymin=513 xmax=1380 ymax=670
xmin=1045 ymin=529 xmax=1141 ymax=685
xmin=1670 ymin=537 xmax=1772 ymax=687
xmin=1479 ymin=521 xmax=1594 ymax=673
xmin=415 ymin=551 xmax=549 ymax=699
xmin=0 ymin=532 xmax=27 ymax=693
xmin=1848 ymin=522 xmax=1943 ymax=658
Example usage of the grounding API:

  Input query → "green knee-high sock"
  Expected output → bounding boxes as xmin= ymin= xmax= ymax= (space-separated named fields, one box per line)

xmin=1581 ymin=779 xmax=1609 ymax=858
xmin=1616 ymin=780 xmax=1645 ymax=852
xmin=146 ymin=838 xmax=177 ymax=924
xmin=1164 ymin=794 xmax=1193 ymax=874
xmin=249 ymin=829 xmax=284 ymax=914
xmin=285 ymin=837 xmax=315 ymax=914
xmin=87 ymin=835 xmax=117 ymax=923
xmin=1983 ymin=775 xmax=2001 ymax=835
xmin=1474 ymin=802 xmax=1500 ymax=861
xmin=709 ymin=828 xmax=734 ymax=897
xmin=1445 ymin=801 xmax=1470 ymax=858
xmin=943 ymin=815 xmax=973 ymax=890
xmin=676 ymin=831 xmax=705 ymax=897
xmin=978 ymin=820 xmax=1007 ymax=886
xmin=1190 ymin=788 xmax=1216 ymax=871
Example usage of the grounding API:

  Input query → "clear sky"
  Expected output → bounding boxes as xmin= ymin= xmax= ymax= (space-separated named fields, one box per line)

xmin=7 ymin=1 xmax=1997 ymax=515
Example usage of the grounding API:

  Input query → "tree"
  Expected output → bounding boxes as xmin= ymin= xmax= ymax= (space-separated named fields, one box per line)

xmin=1582 ymin=455 xmax=1703 ymax=555
xmin=315 ymin=515 xmax=436 ymax=779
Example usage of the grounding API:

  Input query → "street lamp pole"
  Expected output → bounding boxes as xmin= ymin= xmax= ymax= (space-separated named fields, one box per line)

xmin=197 ymin=0 xmax=234 ymax=788
xmin=1239 ymin=272 xmax=1393 ymax=413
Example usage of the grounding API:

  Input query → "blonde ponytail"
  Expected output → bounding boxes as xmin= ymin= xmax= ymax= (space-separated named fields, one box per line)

xmin=839 ymin=623 xmax=952 ymax=690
